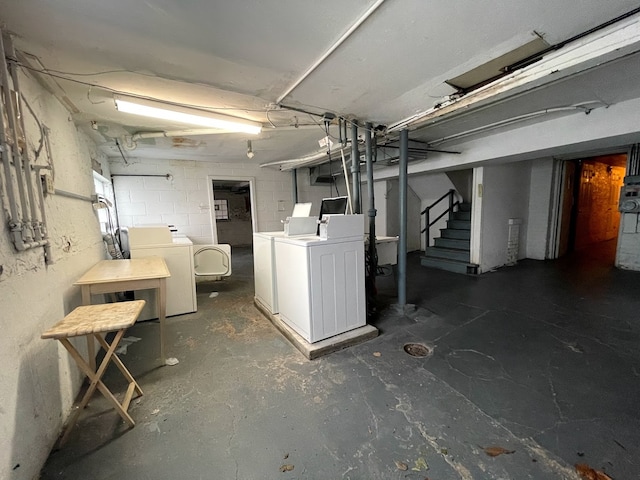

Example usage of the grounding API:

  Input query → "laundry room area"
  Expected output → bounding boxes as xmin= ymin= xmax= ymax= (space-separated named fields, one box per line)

xmin=3 ymin=2 xmax=640 ymax=480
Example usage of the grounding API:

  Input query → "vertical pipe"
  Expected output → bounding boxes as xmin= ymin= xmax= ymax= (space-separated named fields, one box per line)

xmin=291 ymin=169 xmax=298 ymax=204
xmin=8 ymin=37 xmax=42 ymax=242
xmin=365 ymin=122 xmax=377 ymax=303
xmin=0 ymin=32 xmax=33 ymax=242
xmin=34 ymin=165 xmax=54 ymax=263
xmin=629 ymin=144 xmax=639 ymax=176
xmin=398 ymin=129 xmax=409 ymax=306
xmin=351 ymin=120 xmax=361 ymax=213
xmin=0 ymin=31 xmax=19 ymax=229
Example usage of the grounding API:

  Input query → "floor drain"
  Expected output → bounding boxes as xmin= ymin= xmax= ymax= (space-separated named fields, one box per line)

xmin=403 ymin=343 xmax=432 ymax=358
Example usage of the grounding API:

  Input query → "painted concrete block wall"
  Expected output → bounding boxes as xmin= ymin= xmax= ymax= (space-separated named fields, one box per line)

xmin=373 ymin=180 xmax=388 ymax=236
xmin=110 ymin=159 xmax=303 ymax=243
xmin=0 ymin=71 xmax=108 ymax=480
xmin=526 ymin=158 xmax=555 ymax=260
xmin=480 ymin=162 xmax=532 ymax=272
xmin=386 ymin=179 xmax=422 ymax=252
xmin=617 ymin=213 xmax=640 ymax=269
xmin=296 ymin=167 xmax=348 ymax=219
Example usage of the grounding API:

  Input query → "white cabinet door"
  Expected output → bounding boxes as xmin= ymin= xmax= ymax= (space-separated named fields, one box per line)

xmin=275 ymin=238 xmax=365 ymax=343
xmin=308 ymin=241 xmax=365 ymax=342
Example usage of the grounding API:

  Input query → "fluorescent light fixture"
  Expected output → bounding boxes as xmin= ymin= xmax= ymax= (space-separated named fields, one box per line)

xmin=114 ymin=95 xmax=262 ymax=135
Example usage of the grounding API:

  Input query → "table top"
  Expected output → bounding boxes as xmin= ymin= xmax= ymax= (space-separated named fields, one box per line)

xmin=74 ymin=257 xmax=170 ymax=286
xmin=41 ymin=300 xmax=146 ymax=339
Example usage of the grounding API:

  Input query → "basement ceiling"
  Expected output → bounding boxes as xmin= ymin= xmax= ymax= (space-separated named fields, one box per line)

xmin=0 ymin=0 xmax=639 ymax=168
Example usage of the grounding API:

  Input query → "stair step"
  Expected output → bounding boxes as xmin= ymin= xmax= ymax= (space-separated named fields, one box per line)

xmin=441 ymin=228 xmax=470 ymax=240
xmin=452 ymin=210 xmax=471 ymax=221
xmin=434 ymin=237 xmax=470 ymax=249
xmin=447 ymin=219 xmax=471 ymax=230
xmin=420 ymin=256 xmax=471 ymax=274
xmin=458 ymin=203 xmax=472 ymax=212
xmin=425 ymin=246 xmax=470 ymax=262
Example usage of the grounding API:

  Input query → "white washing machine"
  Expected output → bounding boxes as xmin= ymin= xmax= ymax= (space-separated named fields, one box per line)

xmin=253 ymin=231 xmax=285 ymax=314
xmin=274 ymin=215 xmax=367 ymax=343
xmin=128 ymin=226 xmax=197 ymax=320
xmin=252 ymin=203 xmax=314 ymax=315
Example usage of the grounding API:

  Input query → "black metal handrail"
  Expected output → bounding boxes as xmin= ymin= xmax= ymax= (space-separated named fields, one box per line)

xmin=421 ymin=189 xmax=459 ymax=249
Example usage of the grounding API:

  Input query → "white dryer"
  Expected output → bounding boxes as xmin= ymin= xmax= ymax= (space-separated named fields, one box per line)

xmin=128 ymin=226 xmax=197 ymax=320
xmin=193 ymin=244 xmax=232 ymax=277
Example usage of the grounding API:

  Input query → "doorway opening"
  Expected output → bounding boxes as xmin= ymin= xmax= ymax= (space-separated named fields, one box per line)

xmin=207 ymin=177 xmax=257 ymax=247
xmin=556 ymin=154 xmax=627 ymax=264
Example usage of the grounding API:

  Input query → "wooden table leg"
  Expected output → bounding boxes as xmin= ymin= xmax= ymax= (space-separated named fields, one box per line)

xmin=81 ymin=286 xmax=97 ymax=372
xmin=95 ymin=335 xmax=143 ymax=398
xmin=58 ymin=330 xmax=141 ymax=446
xmin=158 ymin=278 xmax=167 ymax=363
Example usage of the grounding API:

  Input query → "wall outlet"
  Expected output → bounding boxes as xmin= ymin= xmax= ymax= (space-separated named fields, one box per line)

xmin=43 ymin=173 xmax=55 ymax=194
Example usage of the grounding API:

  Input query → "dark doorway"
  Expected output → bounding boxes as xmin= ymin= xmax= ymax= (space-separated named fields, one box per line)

xmin=561 ymin=154 xmax=626 ymax=263
xmin=211 ymin=180 xmax=253 ymax=247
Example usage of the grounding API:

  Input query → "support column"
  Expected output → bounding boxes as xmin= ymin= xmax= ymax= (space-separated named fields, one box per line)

xmin=398 ymin=129 xmax=409 ymax=306
xmin=365 ymin=122 xmax=377 ymax=313
xmin=351 ymin=120 xmax=361 ymax=213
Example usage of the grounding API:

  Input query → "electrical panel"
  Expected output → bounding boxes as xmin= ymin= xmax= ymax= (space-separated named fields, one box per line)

xmin=619 ymin=175 xmax=640 ymax=213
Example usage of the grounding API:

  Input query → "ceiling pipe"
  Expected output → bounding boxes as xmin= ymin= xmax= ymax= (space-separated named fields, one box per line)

xmin=427 ymin=105 xmax=593 ymax=146
xmin=260 ymin=139 xmax=355 ymax=170
xmin=275 ymin=0 xmax=386 ymax=104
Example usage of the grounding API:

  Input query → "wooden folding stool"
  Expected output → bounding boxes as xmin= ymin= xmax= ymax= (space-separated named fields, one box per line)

xmin=41 ymin=300 xmax=146 ymax=446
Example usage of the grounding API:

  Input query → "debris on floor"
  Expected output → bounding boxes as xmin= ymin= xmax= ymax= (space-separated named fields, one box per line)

xmin=575 ymin=463 xmax=613 ymax=480
xmin=115 ymin=336 xmax=141 ymax=355
xmin=165 ymin=357 xmax=179 ymax=366
xmin=412 ymin=457 xmax=429 ymax=471
xmin=483 ymin=446 xmax=516 ymax=457
xmin=209 ymin=292 xmax=219 ymax=298
xmin=279 ymin=464 xmax=294 ymax=472
xmin=394 ymin=460 xmax=408 ymax=471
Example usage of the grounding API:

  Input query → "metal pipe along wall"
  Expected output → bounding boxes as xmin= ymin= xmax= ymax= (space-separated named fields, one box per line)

xmin=351 ymin=121 xmax=361 ymax=213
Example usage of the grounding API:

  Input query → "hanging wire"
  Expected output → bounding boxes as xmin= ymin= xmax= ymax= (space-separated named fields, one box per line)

xmin=19 ymin=93 xmax=45 ymax=160
xmin=115 ymin=139 xmax=129 ymax=165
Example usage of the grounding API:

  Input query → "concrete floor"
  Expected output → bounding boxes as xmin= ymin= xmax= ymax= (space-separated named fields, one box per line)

xmin=41 ymin=241 xmax=640 ymax=479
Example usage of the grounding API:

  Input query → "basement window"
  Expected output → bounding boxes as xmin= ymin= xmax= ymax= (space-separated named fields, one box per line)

xmin=446 ymin=36 xmax=549 ymax=93
xmin=93 ymin=171 xmax=115 ymax=235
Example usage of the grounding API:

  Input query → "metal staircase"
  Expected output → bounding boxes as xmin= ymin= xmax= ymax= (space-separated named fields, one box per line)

xmin=420 ymin=192 xmax=478 ymax=274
